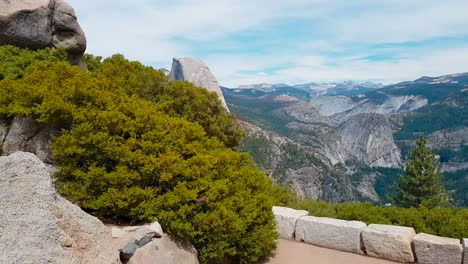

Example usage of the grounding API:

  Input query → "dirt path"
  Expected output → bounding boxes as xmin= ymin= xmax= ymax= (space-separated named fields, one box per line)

xmin=267 ymin=239 xmax=398 ymax=264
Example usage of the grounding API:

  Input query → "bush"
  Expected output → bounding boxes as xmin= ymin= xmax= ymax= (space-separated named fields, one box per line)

xmin=286 ymin=198 xmax=468 ymax=239
xmin=0 ymin=46 xmax=278 ymax=264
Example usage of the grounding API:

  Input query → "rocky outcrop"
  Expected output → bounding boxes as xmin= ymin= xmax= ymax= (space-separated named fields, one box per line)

xmin=0 ymin=0 xmax=86 ymax=64
xmin=295 ymin=216 xmax=366 ymax=254
xmin=169 ymin=57 xmax=229 ymax=112
xmin=355 ymin=173 xmax=380 ymax=202
xmin=239 ymin=120 xmax=356 ymax=202
xmin=111 ymin=225 xmax=199 ymax=264
xmin=335 ymin=113 xmax=402 ymax=168
xmin=361 ymin=224 xmax=416 ymax=263
xmin=272 ymin=206 xmax=309 ymax=240
xmin=0 ymin=116 xmax=59 ymax=162
xmin=0 ymin=152 xmax=119 ymax=264
xmin=413 ymin=233 xmax=463 ymax=264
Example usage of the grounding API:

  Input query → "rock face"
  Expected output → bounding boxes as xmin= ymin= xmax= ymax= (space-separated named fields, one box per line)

xmin=0 ymin=117 xmax=59 ymax=162
xmin=0 ymin=152 xmax=119 ymax=264
xmin=272 ymin=206 xmax=309 ymax=240
xmin=413 ymin=233 xmax=463 ymax=264
xmin=129 ymin=237 xmax=199 ymax=264
xmin=361 ymin=224 xmax=416 ymax=263
xmin=169 ymin=57 xmax=229 ymax=112
xmin=0 ymin=0 xmax=86 ymax=64
xmin=295 ymin=216 xmax=366 ymax=254
xmin=335 ymin=113 xmax=402 ymax=168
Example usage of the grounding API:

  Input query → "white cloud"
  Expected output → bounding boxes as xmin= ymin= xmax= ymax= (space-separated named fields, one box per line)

xmin=67 ymin=0 xmax=468 ymax=86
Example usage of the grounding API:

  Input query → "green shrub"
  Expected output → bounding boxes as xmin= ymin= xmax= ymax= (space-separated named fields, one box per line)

xmin=287 ymin=198 xmax=468 ymax=239
xmin=0 ymin=46 xmax=278 ymax=264
xmin=0 ymin=45 xmax=67 ymax=80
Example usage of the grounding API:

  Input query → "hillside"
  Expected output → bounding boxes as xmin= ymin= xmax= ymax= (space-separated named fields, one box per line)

xmin=224 ymin=74 xmax=468 ymax=206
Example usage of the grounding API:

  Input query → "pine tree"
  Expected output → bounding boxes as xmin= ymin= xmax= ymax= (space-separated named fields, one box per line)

xmin=393 ymin=137 xmax=451 ymax=208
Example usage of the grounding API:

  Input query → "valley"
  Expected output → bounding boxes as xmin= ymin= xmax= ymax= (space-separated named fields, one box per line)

xmin=223 ymin=74 xmax=468 ymax=206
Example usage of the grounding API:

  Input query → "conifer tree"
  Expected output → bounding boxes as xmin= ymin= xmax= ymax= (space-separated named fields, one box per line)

xmin=393 ymin=137 xmax=451 ymax=208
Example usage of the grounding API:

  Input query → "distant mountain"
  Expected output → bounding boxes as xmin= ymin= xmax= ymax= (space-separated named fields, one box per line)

xmin=224 ymin=72 xmax=468 ymax=206
xmin=227 ymin=81 xmax=384 ymax=98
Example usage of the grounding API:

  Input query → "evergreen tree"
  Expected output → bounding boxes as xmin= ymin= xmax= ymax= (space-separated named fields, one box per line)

xmin=393 ymin=137 xmax=451 ymax=208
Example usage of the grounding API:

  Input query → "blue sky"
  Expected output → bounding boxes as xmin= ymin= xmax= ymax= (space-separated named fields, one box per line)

xmin=68 ymin=0 xmax=468 ymax=87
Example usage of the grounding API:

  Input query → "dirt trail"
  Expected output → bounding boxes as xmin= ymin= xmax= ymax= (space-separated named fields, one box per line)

xmin=267 ymin=239 xmax=398 ymax=264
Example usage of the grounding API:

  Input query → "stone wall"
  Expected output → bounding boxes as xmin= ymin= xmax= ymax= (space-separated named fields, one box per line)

xmin=273 ymin=206 xmax=466 ymax=264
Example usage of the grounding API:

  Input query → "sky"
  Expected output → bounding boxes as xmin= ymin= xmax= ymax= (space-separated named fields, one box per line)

xmin=68 ymin=0 xmax=468 ymax=87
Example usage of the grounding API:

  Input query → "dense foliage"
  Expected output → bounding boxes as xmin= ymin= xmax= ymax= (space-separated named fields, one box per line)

xmin=394 ymin=92 xmax=468 ymax=140
xmin=286 ymin=197 xmax=468 ymax=239
xmin=392 ymin=138 xmax=451 ymax=208
xmin=0 ymin=46 xmax=277 ymax=264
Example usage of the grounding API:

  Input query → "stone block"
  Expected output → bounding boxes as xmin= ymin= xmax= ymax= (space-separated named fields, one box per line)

xmin=413 ymin=233 xmax=462 ymax=264
xmin=361 ymin=224 xmax=416 ymax=262
xmin=463 ymin=239 xmax=467 ymax=264
xmin=295 ymin=216 xmax=366 ymax=254
xmin=272 ymin=206 xmax=308 ymax=240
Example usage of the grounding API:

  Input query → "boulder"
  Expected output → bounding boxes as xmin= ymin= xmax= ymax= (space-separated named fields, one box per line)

xmin=361 ymin=224 xmax=416 ymax=263
xmin=169 ymin=57 xmax=229 ymax=112
xmin=413 ymin=233 xmax=462 ymax=264
xmin=0 ymin=152 xmax=119 ymax=264
xmin=120 ymin=240 xmax=139 ymax=261
xmin=111 ymin=224 xmax=199 ymax=264
xmin=272 ymin=206 xmax=309 ymax=240
xmin=128 ymin=236 xmax=199 ymax=264
xmin=1 ymin=116 xmax=59 ymax=162
xmin=295 ymin=216 xmax=366 ymax=254
xmin=0 ymin=0 xmax=86 ymax=63
xmin=112 ymin=227 xmax=129 ymax=239
xmin=0 ymin=120 xmax=8 ymax=144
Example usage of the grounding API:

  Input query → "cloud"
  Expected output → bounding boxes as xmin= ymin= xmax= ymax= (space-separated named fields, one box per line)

xmin=67 ymin=0 xmax=468 ymax=86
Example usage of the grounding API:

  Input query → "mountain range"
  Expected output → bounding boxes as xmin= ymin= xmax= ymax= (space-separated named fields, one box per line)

xmin=223 ymin=73 xmax=468 ymax=206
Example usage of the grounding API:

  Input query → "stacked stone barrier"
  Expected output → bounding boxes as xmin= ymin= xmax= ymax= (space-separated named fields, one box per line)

xmin=273 ymin=206 xmax=466 ymax=264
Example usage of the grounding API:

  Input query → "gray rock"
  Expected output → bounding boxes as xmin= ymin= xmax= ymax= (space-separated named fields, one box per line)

xmin=361 ymin=224 xmax=416 ymax=263
xmin=128 ymin=236 xmax=199 ymax=264
xmin=169 ymin=57 xmax=229 ymax=112
xmin=134 ymin=227 xmax=159 ymax=247
xmin=0 ymin=152 xmax=119 ymax=264
xmin=1 ymin=116 xmax=59 ymax=162
xmin=0 ymin=119 xmax=8 ymax=148
xmin=335 ymin=113 xmax=402 ymax=168
xmin=120 ymin=240 xmax=138 ymax=261
xmin=112 ymin=227 xmax=128 ymax=239
xmin=295 ymin=216 xmax=366 ymax=254
xmin=272 ymin=206 xmax=309 ymax=240
xmin=147 ymin=221 xmax=164 ymax=236
xmin=413 ymin=233 xmax=463 ymax=264
xmin=0 ymin=0 xmax=86 ymax=63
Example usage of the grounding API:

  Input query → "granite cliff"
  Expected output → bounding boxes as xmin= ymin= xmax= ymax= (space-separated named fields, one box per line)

xmin=169 ymin=57 xmax=229 ymax=112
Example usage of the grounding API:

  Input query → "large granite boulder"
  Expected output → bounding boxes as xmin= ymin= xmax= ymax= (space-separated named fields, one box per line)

xmin=361 ymin=224 xmax=416 ymax=263
xmin=0 ymin=116 xmax=59 ymax=162
xmin=295 ymin=216 xmax=366 ymax=254
xmin=111 ymin=225 xmax=199 ymax=264
xmin=169 ymin=57 xmax=229 ymax=112
xmin=413 ymin=233 xmax=463 ymax=264
xmin=0 ymin=0 xmax=86 ymax=64
xmin=0 ymin=152 xmax=119 ymax=264
xmin=272 ymin=206 xmax=309 ymax=240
